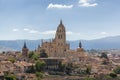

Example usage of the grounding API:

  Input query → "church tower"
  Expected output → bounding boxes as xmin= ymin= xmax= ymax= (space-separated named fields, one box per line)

xmin=54 ymin=20 xmax=68 ymax=57
xmin=55 ymin=20 xmax=66 ymax=46
xmin=22 ymin=41 xmax=28 ymax=56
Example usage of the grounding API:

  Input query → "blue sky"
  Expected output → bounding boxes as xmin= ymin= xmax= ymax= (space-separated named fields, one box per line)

xmin=0 ymin=0 xmax=120 ymax=40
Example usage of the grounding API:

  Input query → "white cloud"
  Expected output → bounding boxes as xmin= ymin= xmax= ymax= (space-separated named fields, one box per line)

xmin=79 ymin=0 xmax=98 ymax=7
xmin=41 ymin=30 xmax=56 ymax=35
xmin=29 ymin=30 xmax=40 ymax=34
xmin=12 ymin=29 xmax=19 ymax=32
xmin=100 ymin=32 xmax=108 ymax=35
xmin=66 ymin=31 xmax=81 ymax=35
xmin=24 ymin=29 xmax=55 ymax=35
xmin=23 ymin=28 xmax=81 ymax=36
xmin=47 ymin=3 xmax=73 ymax=9
xmin=23 ymin=28 xmax=30 ymax=31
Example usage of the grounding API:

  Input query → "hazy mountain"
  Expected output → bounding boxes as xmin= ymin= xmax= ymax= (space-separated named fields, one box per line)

xmin=0 ymin=46 xmax=14 ymax=53
xmin=0 ymin=36 xmax=120 ymax=51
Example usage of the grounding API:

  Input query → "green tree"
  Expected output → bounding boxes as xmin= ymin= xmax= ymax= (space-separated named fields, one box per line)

xmin=8 ymin=57 xmax=16 ymax=63
xmin=114 ymin=66 xmax=120 ymax=74
xmin=2 ymin=51 xmax=5 ymax=54
xmin=59 ymin=63 xmax=66 ymax=72
xmin=35 ymin=61 xmax=46 ymax=72
xmin=35 ymin=72 xmax=43 ymax=79
xmin=29 ymin=51 xmax=34 ymax=58
xmin=40 ymin=49 xmax=48 ymax=58
xmin=29 ymin=51 xmax=39 ymax=60
xmin=65 ymin=63 xmax=73 ymax=75
xmin=4 ymin=74 xmax=16 ymax=80
xmin=100 ymin=53 xmax=108 ymax=59
xmin=86 ymin=66 xmax=91 ymax=74
xmin=109 ymin=73 xmax=117 ymax=78
xmin=26 ymin=64 xmax=35 ymax=73
xmin=32 ymin=54 xmax=39 ymax=60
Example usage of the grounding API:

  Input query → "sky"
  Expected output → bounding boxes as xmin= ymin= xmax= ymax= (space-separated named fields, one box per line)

xmin=0 ymin=0 xmax=120 ymax=40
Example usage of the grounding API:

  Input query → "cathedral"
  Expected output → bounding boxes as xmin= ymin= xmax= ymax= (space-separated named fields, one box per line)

xmin=37 ymin=20 xmax=70 ymax=57
xmin=37 ymin=20 xmax=86 ymax=58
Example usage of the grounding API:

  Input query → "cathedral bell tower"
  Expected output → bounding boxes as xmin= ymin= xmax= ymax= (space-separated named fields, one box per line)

xmin=54 ymin=20 xmax=67 ymax=57
xmin=55 ymin=20 xmax=66 ymax=46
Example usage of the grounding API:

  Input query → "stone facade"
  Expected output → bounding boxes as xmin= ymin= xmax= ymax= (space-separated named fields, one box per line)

xmin=37 ymin=20 xmax=87 ymax=59
xmin=37 ymin=20 xmax=70 ymax=57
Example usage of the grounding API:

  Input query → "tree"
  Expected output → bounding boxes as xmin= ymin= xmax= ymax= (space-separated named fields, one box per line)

xmin=26 ymin=64 xmax=35 ymax=73
xmin=29 ymin=51 xmax=34 ymax=58
xmin=100 ymin=53 xmax=108 ymax=59
xmin=109 ymin=73 xmax=117 ymax=78
xmin=40 ymin=49 xmax=48 ymax=58
xmin=4 ymin=74 xmax=16 ymax=80
xmin=32 ymin=54 xmax=39 ymax=60
xmin=59 ymin=63 xmax=66 ymax=72
xmin=86 ymin=66 xmax=91 ymax=74
xmin=65 ymin=63 xmax=73 ymax=75
xmin=114 ymin=66 xmax=120 ymax=74
xmin=2 ymin=51 xmax=5 ymax=54
xmin=35 ymin=61 xmax=46 ymax=72
xmin=8 ymin=57 xmax=16 ymax=63
xmin=35 ymin=72 xmax=43 ymax=79
xmin=29 ymin=51 xmax=39 ymax=60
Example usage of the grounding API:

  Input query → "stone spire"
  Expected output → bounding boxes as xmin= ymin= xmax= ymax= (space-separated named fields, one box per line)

xmin=79 ymin=41 xmax=82 ymax=48
xmin=38 ymin=45 xmax=40 ymax=48
xmin=23 ymin=41 xmax=27 ymax=48
xmin=22 ymin=41 xmax=28 ymax=56
xmin=60 ymin=19 xmax=62 ymax=24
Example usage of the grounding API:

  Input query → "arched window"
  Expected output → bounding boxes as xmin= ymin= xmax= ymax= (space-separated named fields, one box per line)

xmin=58 ymin=35 xmax=60 ymax=39
xmin=61 ymin=35 xmax=62 ymax=39
xmin=60 ymin=30 xmax=61 ymax=32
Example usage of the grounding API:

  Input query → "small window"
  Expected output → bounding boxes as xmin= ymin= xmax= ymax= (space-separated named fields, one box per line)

xmin=58 ymin=35 xmax=60 ymax=39
xmin=64 ymin=49 xmax=66 ymax=51
xmin=61 ymin=35 xmax=62 ymax=39
xmin=60 ymin=30 xmax=61 ymax=32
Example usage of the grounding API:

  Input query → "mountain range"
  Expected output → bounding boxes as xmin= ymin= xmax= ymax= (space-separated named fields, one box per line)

xmin=0 ymin=36 xmax=120 ymax=52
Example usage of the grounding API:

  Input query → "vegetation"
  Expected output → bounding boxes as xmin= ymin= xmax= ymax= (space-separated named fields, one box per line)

xmin=26 ymin=64 xmax=35 ymax=73
xmin=29 ymin=51 xmax=34 ymax=58
xmin=65 ymin=63 xmax=73 ymax=75
xmin=109 ymin=73 xmax=117 ymax=78
xmin=84 ymin=77 xmax=95 ymax=80
xmin=4 ymin=74 xmax=16 ymax=80
xmin=86 ymin=66 xmax=91 ymax=74
xmin=59 ymin=63 xmax=66 ymax=72
xmin=8 ymin=57 xmax=16 ymax=63
xmin=35 ymin=72 xmax=43 ymax=79
xmin=28 ymin=51 xmax=39 ymax=60
xmin=40 ymin=49 xmax=48 ymax=58
xmin=100 ymin=52 xmax=108 ymax=59
xmin=35 ymin=61 xmax=46 ymax=72
xmin=114 ymin=66 xmax=120 ymax=74
xmin=2 ymin=51 xmax=5 ymax=54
